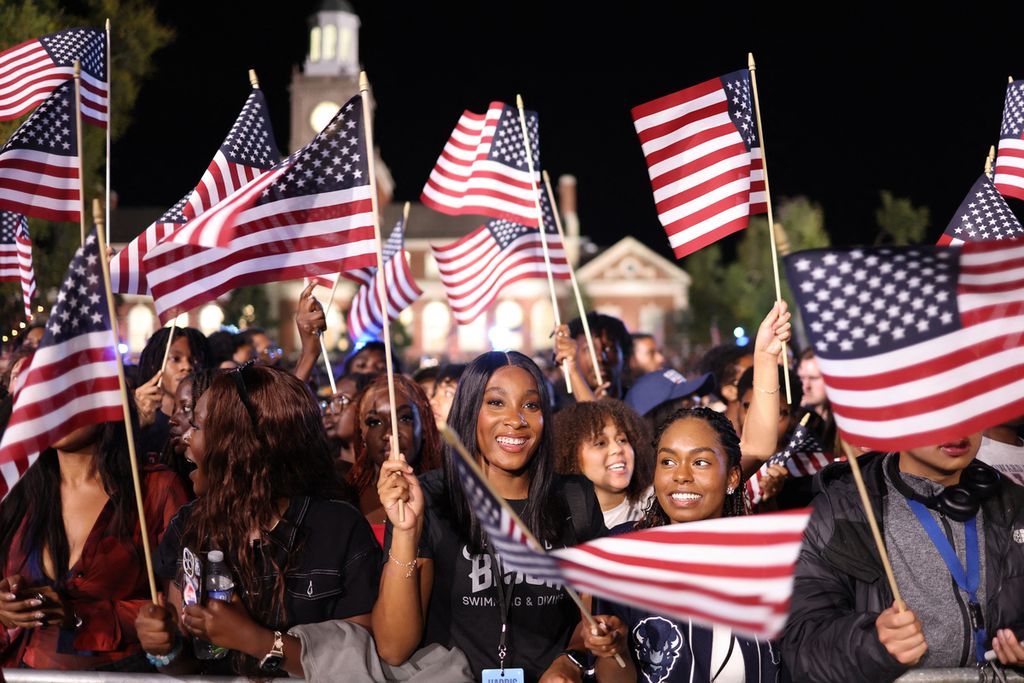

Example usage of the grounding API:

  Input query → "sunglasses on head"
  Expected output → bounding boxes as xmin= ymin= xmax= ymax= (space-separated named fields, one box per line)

xmin=228 ymin=360 xmax=259 ymax=428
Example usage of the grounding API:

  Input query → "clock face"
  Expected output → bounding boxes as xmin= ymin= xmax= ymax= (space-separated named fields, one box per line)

xmin=310 ymin=101 xmax=341 ymax=133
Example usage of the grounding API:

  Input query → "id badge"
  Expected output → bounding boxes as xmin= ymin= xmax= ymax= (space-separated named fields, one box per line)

xmin=481 ymin=668 xmax=525 ymax=683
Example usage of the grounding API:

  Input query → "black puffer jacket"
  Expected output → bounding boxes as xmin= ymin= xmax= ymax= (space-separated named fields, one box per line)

xmin=781 ymin=452 xmax=1024 ymax=683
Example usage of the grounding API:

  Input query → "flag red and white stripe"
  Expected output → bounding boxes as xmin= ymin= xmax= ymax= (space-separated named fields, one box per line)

xmin=452 ymin=438 xmax=810 ymax=639
xmin=994 ymin=79 xmax=1024 ymax=201
xmin=144 ymin=95 xmax=375 ymax=322
xmin=109 ymin=196 xmax=187 ymax=295
xmin=182 ymin=89 xmax=280 ymax=221
xmin=554 ymin=510 xmax=810 ymax=639
xmin=0 ymin=230 xmax=122 ymax=485
xmin=745 ymin=452 xmax=833 ymax=506
xmin=421 ymin=102 xmax=542 ymax=226
xmin=786 ymin=239 xmax=1024 ymax=451
xmin=0 ymin=28 xmax=108 ymax=126
xmin=0 ymin=81 xmax=80 ymax=222
xmin=632 ymin=70 xmax=766 ymax=259
xmin=0 ymin=211 xmax=36 ymax=317
xmin=432 ymin=191 xmax=568 ymax=325
xmin=343 ymin=219 xmax=422 ymax=341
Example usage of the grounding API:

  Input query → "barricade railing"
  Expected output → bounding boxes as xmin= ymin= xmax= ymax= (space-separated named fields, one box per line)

xmin=2 ymin=668 xmax=1022 ymax=682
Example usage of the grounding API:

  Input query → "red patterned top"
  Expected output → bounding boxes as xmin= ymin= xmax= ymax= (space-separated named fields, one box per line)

xmin=1 ymin=465 xmax=188 ymax=670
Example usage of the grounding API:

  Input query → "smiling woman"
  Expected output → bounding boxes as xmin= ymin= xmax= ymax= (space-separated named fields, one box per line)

xmin=371 ymin=351 xmax=608 ymax=683
xmin=581 ymin=407 xmax=785 ymax=683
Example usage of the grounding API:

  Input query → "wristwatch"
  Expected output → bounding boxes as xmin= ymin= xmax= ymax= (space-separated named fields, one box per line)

xmin=259 ymin=630 xmax=285 ymax=672
xmin=561 ymin=649 xmax=587 ymax=670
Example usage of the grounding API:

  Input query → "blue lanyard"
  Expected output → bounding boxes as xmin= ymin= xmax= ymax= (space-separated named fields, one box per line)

xmin=906 ymin=499 xmax=986 ymax=664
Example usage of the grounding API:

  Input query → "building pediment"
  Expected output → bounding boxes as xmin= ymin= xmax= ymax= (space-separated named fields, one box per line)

xmin=577 ymin=236 xmax=691 ymax=285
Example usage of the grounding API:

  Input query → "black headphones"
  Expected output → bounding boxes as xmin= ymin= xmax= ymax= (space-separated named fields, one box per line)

xmin=886 ymin=455 xmax=1002 ymax=522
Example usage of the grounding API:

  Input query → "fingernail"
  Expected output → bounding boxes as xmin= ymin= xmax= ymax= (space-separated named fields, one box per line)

xmin=28 ymin=599 xmax=41 ymax=607
xmin=591 ymin=628 xmax=599 ymax=636
xmin=34 ymin=612 xmax=44 ymax=619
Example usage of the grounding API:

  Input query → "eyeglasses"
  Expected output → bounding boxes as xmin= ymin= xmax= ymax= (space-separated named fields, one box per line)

xmin=319 ymin=393 xmax=353 ymax=416
xmin=229 ymin=360 xmax=260 ymax=428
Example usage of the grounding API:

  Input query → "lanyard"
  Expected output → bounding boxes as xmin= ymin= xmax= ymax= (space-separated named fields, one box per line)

xmin=485 ymin=546 xmax=515 ymax=673
xmin=906 ymin=500 xmax=986 ymax=664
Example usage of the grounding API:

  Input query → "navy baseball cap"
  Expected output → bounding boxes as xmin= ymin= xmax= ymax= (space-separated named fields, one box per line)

xmin=625 ymin=369 xmax=715 ymax=417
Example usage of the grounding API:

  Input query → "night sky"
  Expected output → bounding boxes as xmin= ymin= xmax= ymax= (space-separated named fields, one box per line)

xmin=113 ymin=2 xmax=1024 ymax=263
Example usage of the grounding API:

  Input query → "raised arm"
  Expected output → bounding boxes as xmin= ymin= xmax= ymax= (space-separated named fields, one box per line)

xmin=738 ymin=301 xmax=791 ymax=477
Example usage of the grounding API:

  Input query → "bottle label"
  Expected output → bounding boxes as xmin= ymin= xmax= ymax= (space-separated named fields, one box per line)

xmin=208 ymin=589 xmax=233 ymax=602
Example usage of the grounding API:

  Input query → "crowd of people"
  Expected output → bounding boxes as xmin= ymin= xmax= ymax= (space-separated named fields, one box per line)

xmin=0 ymin=290 xmax=1022 ymax=683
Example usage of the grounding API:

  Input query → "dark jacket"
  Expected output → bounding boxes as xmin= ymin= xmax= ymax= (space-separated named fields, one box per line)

xmin=781 ymin=452 xmax=1024 ymax=683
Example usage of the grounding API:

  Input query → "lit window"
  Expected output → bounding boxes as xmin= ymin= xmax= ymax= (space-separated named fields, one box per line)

xmin=422 ymin=301 xmax=450 ymax=354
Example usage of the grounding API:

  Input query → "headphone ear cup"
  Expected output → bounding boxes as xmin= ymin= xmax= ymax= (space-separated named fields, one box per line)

xmin=939 ymin=487 xmax=980 ymax=523
xmin=963 ymin=461 xmax=1001 ymax=498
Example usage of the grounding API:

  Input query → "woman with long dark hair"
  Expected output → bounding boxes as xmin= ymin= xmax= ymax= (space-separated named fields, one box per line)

xmin=582 ymin=407 xmax=787 ymax=682
xmin=134 ymin=327 xmax=210 ymax=459
xmin=136 ymin=364 xmax=381 ymax=678
xmin=346 ymin=373 xmax=442 ymax=545
xmin=372 ymin=351 xmax=607 ymax=682
xmin=0 ymin=413 xmax=188 ymax=671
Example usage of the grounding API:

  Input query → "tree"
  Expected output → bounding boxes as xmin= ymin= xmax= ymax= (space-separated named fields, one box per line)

xmin=678 ymin=196 xmax=830 ymax=347
xmin=875 ymin=190 xmax=930 ymax=245
xmin=0 ymin=0 xmax=173 ymax=334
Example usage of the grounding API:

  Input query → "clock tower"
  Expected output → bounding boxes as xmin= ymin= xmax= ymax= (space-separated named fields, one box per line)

xmin=288 ymin=0 xmax=361 ymax=153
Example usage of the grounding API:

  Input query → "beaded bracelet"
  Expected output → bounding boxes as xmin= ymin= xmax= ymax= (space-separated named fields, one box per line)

xmin=145 ymin=632 xmax=183 ymax=668
xmin=388 ymin=550 xmax=419 ymax=579
xmin=755 ymin=385 xmax=780 ymax=395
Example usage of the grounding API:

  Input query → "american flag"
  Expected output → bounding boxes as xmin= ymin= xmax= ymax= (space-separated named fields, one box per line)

xmin=452 ymin=441 xmax=810 ymax=639
xmin=0 ymin=211 xmax=36 ymax=317
xmin=745 ymin=420 xmax=830 ymax=506
xmin=994 ymin=80 xmax=1024 ymax=202
xmin=0 ymin=229 xmax=123 ymax=489
xmin=431 ymin=191 xmax=568 ymax=325
xmin=421 ymin=101 xmax=542 ymax=227
xmin=0 ymin=81 xmax=80 ymax=222
xmin=182 ymin=89 xmax=280 ymax=220
xmin=631 ymin=70 xmax=766 ymax=259
xmin=109 ymin=194 xmax=188 ymax=295
xmin=143 ymin=95 xmax=375 ymax=322
xmin=938 ymin=173 xmax=1023 ymax=246
xmin=0 ymin=27 xmax=107 ymax=126
xmin=344 ymin=218 xmax=422 ymax=342
xmin=785 ymin=240 xmax=1024 ymax=451
xmin=110 ymin=90 xmax=281 ymax=296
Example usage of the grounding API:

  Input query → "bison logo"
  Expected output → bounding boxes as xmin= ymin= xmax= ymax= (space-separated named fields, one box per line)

xmin=633 ymin=616 xmax=683 ymax=683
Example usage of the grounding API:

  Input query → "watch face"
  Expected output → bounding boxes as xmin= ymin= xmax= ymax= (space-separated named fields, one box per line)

xmin=260 ymin=654 xmax=284 ymax=672
xmin=310 ymin=101 xmax=341 ymax=133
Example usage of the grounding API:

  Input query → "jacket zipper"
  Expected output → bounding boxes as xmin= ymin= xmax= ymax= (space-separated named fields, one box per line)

xmin=939 ymin=514 xmax=972 ymax=667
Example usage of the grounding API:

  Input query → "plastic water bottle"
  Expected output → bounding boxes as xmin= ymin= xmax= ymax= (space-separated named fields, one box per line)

xmin=194 ymin=550 xmax=235 ymax=660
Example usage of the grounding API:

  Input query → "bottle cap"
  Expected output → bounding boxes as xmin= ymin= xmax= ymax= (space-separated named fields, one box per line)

xmin=208 ymin=550 xmax=224 ymax=563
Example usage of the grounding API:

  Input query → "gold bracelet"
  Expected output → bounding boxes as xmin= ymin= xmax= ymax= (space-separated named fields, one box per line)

xmin=755 ymin=385 xmax=780 ymax=395
xmin=388 ymin=550 xmax=418 ymax=579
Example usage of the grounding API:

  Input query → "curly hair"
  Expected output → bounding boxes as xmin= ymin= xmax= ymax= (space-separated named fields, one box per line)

xmin=553 ymin=399 xmax=653 ymax=505
xmin=635 ymin=406 xmax=745 ymax=529
xmin=179 ymin=364 xmax=341 ymax=673
xmin=346 ymin=374 xmax=442 ymax=497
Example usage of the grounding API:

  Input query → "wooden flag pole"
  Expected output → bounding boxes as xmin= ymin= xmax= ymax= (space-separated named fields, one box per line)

xmin=104 ymin=19 xmax=111 ymax=245
xmin=360 ymin=71 xmax=404 ymax=521
xmin=747 ymin=53 xmax=792 ymax=405
xmin=249 ymin=68 xmax=259 ymax=88
xmin=440 ymin=424 xmax=626 ymax=668
xmin=155 ymin=318 xmax=177 ymax=389
xmin=73 ymin=62 xmax=86 ymax=246
xmin=986 ymin=145 xmax=996 ymax=178
xmin=542 ymin=170 xmax=602 ymax=387
xmin=840 ymin=441 xmax=905 ymax=611
xmin=516 ymin=95 xmax=572 ymax=394
xmin=94 ymin=199 xmax=159 ymax=603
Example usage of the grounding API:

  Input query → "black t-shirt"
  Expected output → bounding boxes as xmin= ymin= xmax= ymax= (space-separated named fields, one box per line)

xmin=155 ymin=496 xmax=381 ymax=631
xmin=391 ymin=469 xmax=606 ymax=683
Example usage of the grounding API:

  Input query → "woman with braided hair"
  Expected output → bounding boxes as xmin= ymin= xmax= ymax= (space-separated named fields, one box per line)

xmin=581 ymin=407 xmax=788 ymax=682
